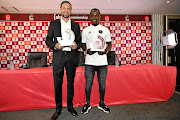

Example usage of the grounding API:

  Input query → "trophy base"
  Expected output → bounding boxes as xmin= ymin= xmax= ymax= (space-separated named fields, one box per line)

xmin=90 ymin=49 xmax=105 ymax=52
xmin=59 ymin=43 xmax=74 ymax=47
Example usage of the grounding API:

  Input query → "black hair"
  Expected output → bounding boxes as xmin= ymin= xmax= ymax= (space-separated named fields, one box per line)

xmin=60 ymin=1 xmax=72 ymax=9
xmin=90 ymin=8 xmax=100 ymax=14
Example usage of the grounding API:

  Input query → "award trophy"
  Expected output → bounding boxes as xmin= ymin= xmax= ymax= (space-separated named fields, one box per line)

xmin=90 ymin=35 xmax=106 ymax=51
xmin=57 ymin=28 xmax=75 ymax=46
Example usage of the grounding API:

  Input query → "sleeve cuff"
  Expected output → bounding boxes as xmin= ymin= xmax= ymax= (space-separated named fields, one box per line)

xmin=54 ymin=47 xmax=57 ymax=50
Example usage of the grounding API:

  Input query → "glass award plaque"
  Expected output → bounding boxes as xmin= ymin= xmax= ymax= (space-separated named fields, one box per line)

xmin=57 ymin=28 xmax=75 ymax=46
xmin=90 ymin=35 xmax=106 ymax=51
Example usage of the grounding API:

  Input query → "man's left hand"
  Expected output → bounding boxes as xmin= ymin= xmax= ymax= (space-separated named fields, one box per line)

xmin=69 ymin=41 xmax=78 ymax=50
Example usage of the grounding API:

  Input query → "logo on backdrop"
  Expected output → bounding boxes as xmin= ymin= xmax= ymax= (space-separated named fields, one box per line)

xmin=54 ymin=14 xmax=88 ymax=20
xmin=125 ymin=15 xmax=129 ymax=21
xmin=29 ymin=14 xmax=34 ymax=21
xmin=105 ymin=15 xmax=110 ymax=21
xmin=144 ymin=16 xmax=150 ymax=21
xmin=5 ymin=14 xmax=11 ymax=20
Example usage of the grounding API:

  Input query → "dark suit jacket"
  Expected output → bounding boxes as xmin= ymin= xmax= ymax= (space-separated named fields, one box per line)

xmin=45 ymin=19 xmax=81 ymax=66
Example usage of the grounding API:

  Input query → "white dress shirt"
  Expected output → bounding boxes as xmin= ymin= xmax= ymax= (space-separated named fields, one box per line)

xmin=60 ymin=17 xmax=71 ymax=51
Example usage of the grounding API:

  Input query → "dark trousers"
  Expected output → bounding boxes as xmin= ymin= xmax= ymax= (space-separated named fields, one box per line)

xmin=85 ymin=65 xmax=107 ymax=102
xmin=53 ymin=52 xmax=76 ymax=110
xmin=176 ymin=64 xmax=180 ymax=85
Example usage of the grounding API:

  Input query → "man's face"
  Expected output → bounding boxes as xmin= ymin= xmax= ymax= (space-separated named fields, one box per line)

xmin=60 ymin=3 xmax=72 ymax=18
xmin=90 ymin=10 xmax=100 ymax=26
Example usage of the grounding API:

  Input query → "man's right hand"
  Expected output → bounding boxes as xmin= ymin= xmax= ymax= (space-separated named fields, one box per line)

xmin=87 ymin=49 xmax=96 ymax=55
xmin=55 ymin=43 xmax=65 ymax=50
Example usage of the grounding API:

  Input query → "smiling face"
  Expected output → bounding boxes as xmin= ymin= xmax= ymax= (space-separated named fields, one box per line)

xmin=60 ymin=3 xmax=72 ymax=18
xmin=90 ymin=10 xmax=101 ymax=26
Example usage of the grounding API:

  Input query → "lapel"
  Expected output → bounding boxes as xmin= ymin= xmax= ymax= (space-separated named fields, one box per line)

xmin=58 ymin=19 xmax=62 ymax=37
xmin=71 ymin=20 xmax=76 ymax=34
xmin=71 ymin=20 xmax=73 ymax=30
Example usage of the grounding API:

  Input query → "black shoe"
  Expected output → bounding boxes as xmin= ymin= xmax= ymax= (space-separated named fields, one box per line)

xmin=81 ymin=102 xmax=91 ymax=114
xmin=51 ymin=110 xmax=61 ymax=120
xmin=97 ymin=102 xmax=111 ymax=113
xmin=67 ymin=107 xmax=78 ymax=116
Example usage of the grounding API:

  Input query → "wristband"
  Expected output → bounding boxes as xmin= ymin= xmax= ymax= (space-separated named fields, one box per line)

xmin=85 ymin=49 xmax=88 ymax=53
xmin=106 ymin=50 xmax=109 ymax=54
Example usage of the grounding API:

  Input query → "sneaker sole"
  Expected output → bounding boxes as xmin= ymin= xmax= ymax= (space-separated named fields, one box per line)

xmin=97 ymin=106 xmax=110 ymax=113
xmin=81 ymin=106 xmax=91 ymax=114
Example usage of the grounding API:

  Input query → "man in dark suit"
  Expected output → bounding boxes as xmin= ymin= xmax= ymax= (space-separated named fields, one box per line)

xmin=45 ymin=1 xmax=81 ymax=119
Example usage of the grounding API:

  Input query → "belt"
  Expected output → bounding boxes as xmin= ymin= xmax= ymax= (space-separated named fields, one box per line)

xmin=62 ymin=51 xmax=71 ymax=54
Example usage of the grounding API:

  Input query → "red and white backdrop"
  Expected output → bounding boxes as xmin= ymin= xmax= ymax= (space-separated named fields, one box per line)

xmin=0 ymin=14 xmax=152 ymax=68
